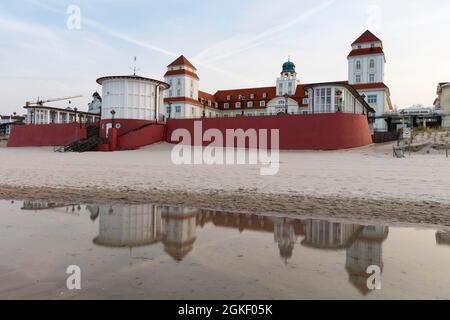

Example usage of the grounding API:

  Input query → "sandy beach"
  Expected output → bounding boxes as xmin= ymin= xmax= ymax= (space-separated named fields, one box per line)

xmin=0 ymin=142 xmax=449 ymax=227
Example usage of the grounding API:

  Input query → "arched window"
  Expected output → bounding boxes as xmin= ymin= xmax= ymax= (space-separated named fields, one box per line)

xmin=356 ymin=60 xmax=361 ymax=70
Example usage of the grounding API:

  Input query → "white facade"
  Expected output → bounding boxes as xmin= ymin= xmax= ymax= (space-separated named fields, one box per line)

xmin=98 ymin=76 xmax=169 ymax=121
xmin=276 ymin=71 xmax=299 ymax=96
xmin=435 ymin=82 xmax=450 ymax=128
xmin=25 ymin=107 xmax=100 ymax=125
xmin=348 ymin=50 xmax=385 ymax=85
xmin=306 ymin=85 xmax=369 ymax=115
xmin=166 ymin=67 xmax=199 ymax=101
xmin=267 ymin=97 xmax=301 ymax=115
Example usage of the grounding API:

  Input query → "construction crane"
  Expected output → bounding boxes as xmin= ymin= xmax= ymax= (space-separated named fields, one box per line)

xmin=25 ymin=95 xmax=83 ymax=107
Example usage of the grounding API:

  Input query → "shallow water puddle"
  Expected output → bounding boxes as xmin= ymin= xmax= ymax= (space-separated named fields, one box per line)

xmin=0 ymin=200 xmax=449 ymax=299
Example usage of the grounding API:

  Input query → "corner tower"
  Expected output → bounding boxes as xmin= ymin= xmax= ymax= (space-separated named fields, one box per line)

xmin=348 ymin=30 xmax=385 ymax=85
xmin=163 ymin=55 xmax=202 ymax=119
xmin=348 ymin=30 xmax=392 ymax=132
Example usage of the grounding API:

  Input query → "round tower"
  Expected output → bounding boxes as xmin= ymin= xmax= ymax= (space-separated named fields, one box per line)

xmin=96 ymin=75 xmax=169 ymax=138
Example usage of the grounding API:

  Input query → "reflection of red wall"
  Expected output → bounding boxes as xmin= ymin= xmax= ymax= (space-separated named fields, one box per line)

xmin=118 ymin=124 xmax=165 ymax=150
xmin=7 ymin=123 xmax=86 ymax=147
xmin=166 ymin=113 xmax=373 ymax=150
xmin=99 ymin=119 xmax=156 ymax=138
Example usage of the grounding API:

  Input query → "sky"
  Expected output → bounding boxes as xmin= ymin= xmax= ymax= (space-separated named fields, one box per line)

xmin=1 ymin=0 xmax=450 ymax=114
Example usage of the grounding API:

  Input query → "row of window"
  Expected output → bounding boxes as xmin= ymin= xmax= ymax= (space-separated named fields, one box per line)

xmin=356 ymin=43 xmax=376 ymax=49
xmin=226 ymin=93 xmax=268 ymax=101
xmin=355 ymin=59 xmax=376 ymax=71
xmin=168 ymin=89 xmax=195 ymax=99
xmin=169 ymin=78 xmax=194 ymax=87
xmin=355 ymin=73 xmax=376 ymax=83
xmin=224 ymin=101 xmax=266 ymax=109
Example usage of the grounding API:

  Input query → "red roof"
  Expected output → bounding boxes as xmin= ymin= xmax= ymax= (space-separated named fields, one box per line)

xmin=198 ymin=90 xmax=216 ymax=103
xmin=352 ymin=30 xmax=382 ymax=45
xmin=167 ymin=55 xmax=197 ymax=70
xmin=348 ymin=47 xmax=384 ymax=57
xmin=164 ymin=69 xmax=199 ymax=80
xmin=215 ymin=86 xmax=276 ymax=103
xmin=164 ymin=97 xmax=202 ymax=106
xmin=350 ymin=82 xmax=388 ymax=90
xmin=164 ymin=79 xmax=390 ymax=111
xmin=213 ymin=85 xmax=308 ymax=110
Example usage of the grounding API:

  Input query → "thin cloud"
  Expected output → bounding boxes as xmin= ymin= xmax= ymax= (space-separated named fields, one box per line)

xmin=26 ymin=0 xmax=257 ymax=84
xmin=194 ymin=0 xmax=337 ymax=64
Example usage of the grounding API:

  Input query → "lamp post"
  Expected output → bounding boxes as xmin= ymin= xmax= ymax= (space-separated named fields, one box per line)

xmin=74 ymin=108 xmax=78 ymax=123
xmin=284 ymin=93 xmax=289 ymax=114
xmin=167 ymin=102 xmax=172 ymax=119
xmin=110 ymin=109 xmax=116 ymax=130
xmin=360 ymin=94 xmax=366 ymax=115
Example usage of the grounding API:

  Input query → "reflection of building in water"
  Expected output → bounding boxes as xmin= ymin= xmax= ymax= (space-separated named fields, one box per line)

xmin=93 ymin=204 xmax=163 ymax=248
xmin=92 ymin=204 xmax=199 ymax=262
xmin=21 ymin=201 xmax=80 ymax=214
xmin=197 ymin=211 xmax=304 ymax=262
xmin=436 ymin=231 xmax=450 ymax=246
xmin=345 ymin=226 xmax=389 ymax=295
xmin=274 ymin=218 xmax=298 ymax=262
xmin=302 ymin=220 xmax=362 ymax=250
xmin=86 ymin=205 xmax=100 ymax=221
xmin=161 ymin=206 xmax=198 ymax=262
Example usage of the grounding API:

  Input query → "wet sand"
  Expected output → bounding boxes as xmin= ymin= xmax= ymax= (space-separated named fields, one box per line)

xmin=1 ymin=185 xmax=449 ymax=228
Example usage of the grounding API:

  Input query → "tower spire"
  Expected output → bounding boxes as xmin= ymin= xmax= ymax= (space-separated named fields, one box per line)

xmin=131 ymin=56 xmax=139 ymax=76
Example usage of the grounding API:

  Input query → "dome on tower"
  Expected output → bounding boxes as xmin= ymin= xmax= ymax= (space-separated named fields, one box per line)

xmin=282 ymin=60 xmax=296 ymax=74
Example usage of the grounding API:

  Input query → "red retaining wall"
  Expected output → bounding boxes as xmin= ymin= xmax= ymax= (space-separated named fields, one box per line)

xmin=7 ymin=123 xmax=86 ymax=148
xmin=99 ymin=119 xmax=156 ymax=138
xmin=117 ymin=124 xmax=165 ymax=150
xmin=166 ymin=113 xmax=373 ymax=150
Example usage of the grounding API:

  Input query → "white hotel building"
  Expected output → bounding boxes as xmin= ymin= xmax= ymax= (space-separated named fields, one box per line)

xmin=163 ymin=30 xmax=393 ymax=132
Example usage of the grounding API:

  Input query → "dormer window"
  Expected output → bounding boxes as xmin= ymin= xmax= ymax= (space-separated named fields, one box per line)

xmin=262 ymin=93 xmax=267 ymax=98
xmin=227 ymin=95 xmax=231 ymax=101
xmin=250 ymin=94 xmax=255 ymax=99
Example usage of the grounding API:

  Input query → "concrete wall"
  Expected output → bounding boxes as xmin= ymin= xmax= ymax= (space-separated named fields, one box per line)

xmin=165 ymin=113 xmax=373 ymax=150
xmin=7 ymin=123 xmax=86 ymax=147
